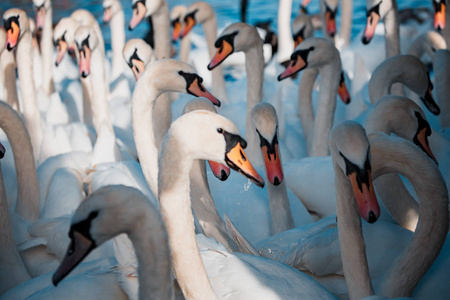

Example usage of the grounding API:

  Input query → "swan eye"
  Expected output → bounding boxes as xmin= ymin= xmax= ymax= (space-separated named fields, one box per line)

xmin=217 ymin=128 xmax=223 ymax=134
xmin=178 ymin=70 xmax=184 ymax=75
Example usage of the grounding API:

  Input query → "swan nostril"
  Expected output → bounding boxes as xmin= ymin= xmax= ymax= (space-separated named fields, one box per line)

xmin=273 ymin=177 xmax=281 ymax=186
xmin=368 ymin=211 xmax=378 ymax=223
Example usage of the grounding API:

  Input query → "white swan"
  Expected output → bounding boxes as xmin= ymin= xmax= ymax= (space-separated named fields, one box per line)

xmin=33 ymin=0 xmax=54 ymax=97
xmin=170 ymin=5 xmax=191 ymax=63
xmin=122 ymin=38 xmax=156 ymax=81
xmin=320 ymin=0 xmax=338 ymax=42
xmin=180 ymin=1 xmax=229 ymax=103
xmin=3 ymin=9 xmax=43 ymax=159
xmin=102 ymin=0 xmax=127 ymax=81
xmin=208 ymin=22 xmax=265 ymax=166
xmin=278 ymin=37 xmax=342 ymax=157
xmin=408 ymin=30 xmax=447 ymax=61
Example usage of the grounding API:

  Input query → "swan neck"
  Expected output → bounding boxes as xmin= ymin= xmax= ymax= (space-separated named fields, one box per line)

xmin=1 ymin=51 xmax=19 ymax=111
xmin=298 ymin=68 xmax=319 ymax=151
xmin=383 ymin=4 xmax=400 ymax=58
xmin=40 ymin=5 xmax=54 ymax=96
xmin=152 ymin=4 xmax=171 ymax=59
xmin=110 ymin=6 xmax=126 ymax=79
xmin=266 ymin=180 xmax=294 ymax=235
xmin=277 ymin=0 xmax=294 ymax=63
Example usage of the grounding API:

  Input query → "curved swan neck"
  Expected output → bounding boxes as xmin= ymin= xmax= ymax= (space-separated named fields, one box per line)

xmin=267 ymin=181 xmax=294 ymax=235
xmin=159 ymin=136 xmax=218 ymax=300
xmin=40 ymin=2 xmax=54 ymax=96
xmin=152 ymin=3 xmax=171 ymax=59
xmin=383 ymin=2 xmax=400 ymax=58
xmin=370 ymin=134 xmax=449 ymax=297
xmin=333 ymin=157 xmax=374 ymax=300
xmin=128 ymin=203 xmax=174 ymax=300
xmin=0 ymin=103 xmax=39 ymax=223
xmin=109 ymin=4 xmax=126 ymax=79
xmin=132 ymin=83 xmax=160 ymax=198
xmin=16 ymin=29 xmax=43 ymax=160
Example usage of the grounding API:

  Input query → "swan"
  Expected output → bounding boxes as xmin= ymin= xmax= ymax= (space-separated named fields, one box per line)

xmin=0 ymin=27 xmax=19 ymax=111
xmin=0 ymin=142 xmax=31 ymax=294
xmin=33 ymin=0 xmax=54 ymax=97
xmin=122 ymin=38 xmax=156 ymax=81
xmin=292 ymin=13 xmax=315 ymax=49
xmin=3 ymin=9 xmax=43 ymax=159
xmin=278 ymin=37 xmax=343 ymax=157
xmin=432 ymin=0 xmax=446 ymax=30
xmin=433 ymin=49 xmax=450 ymax=129
xmin=208 ymin=22 xmax=265 ymax=166
xmin=277 ymin=0 xmax=295 ymax=64
xmin=180 ymin=1 xmax=229 ymax=103
xmin=320 ymin=0 xmax=338 ymax=41
xmin=131 ymin=58 xmax=220 ymax=199
xmin=368 ymin=54 xmax=440 ymax=115
xmin=408 ymin=30 xmax=447 ymax=61
xmin=170 ymin=5 xmax=191 ymax=63
xmin=362 ymin=0 xmax=400 ymax=58
xmin=330 ymin=121 xmax=448 ymax=298
xmin=102 ymin=0 xmax=127 ymax=81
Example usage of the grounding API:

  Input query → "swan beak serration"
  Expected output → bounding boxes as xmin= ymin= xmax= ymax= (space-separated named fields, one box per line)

xmin=362 ymin=11 xmax=380 ymax=45
xmin=52 ymin=231 xmax=95 ymax=286
xmin=348 ymin=171 xmax=380 ymax=223
xmin=5 ymin=21 xmax=20 ymax=51
xmin=129 ymin=1 xmax=146 ymax=31
xmin=208 ymin=161 xmax=230 ymax=181
xmin=225 ymin=136 xmax=265 ymax=188
xmin=208 ymin=40 xmax=233 ymax=70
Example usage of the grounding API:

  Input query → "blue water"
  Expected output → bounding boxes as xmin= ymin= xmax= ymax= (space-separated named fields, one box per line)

xmin=0 ymin=0 xmax=434 ymax=51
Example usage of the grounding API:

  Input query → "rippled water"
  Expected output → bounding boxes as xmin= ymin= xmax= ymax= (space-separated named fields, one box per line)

xmin=0 ymin=0 xmax=434 ymax=50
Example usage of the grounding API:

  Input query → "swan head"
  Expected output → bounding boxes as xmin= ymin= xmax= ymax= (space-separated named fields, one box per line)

xmin=123 ymin=38 xmax=156 ymax=80
xmin=33 ymin=0 xmax=50 ymax=31
xmin=329 ymin=121 xmax=380 ymax=223
xmin=3 ymin=9 xmax=29 ymax=51
xmin=74 ymin=26 xmax=99 ymax=78
xmin=53 ymin=185 xmax=164 ymax=286
xmin=138 ymin=59 xmax=221 ymax=107
xmin=292 ymin=14 xmax=314 ymax=49
xmin=251 ymin=103 xmax=284 ymax=186
xmin=102 ymin=0 xmax=122 ymax=23
xmin=54 ymin=17 xmax=79 ymax=67
xmin=323 ymin=0 xmax=338 ymax=38
xmin=433 ymin=0 xmax=446 ymax=30
xmin=180 ymin=2 xmax=214 ymax=38
xmin=0 ymin=141 xmax=5 ymax=159
xmin=208 ymin=22 xmax=263 ymax=70
xmin=171 ymin=5 xmax=187 ymax=41
xmin=362 ymin=0 xmax=393 ymax=44
xmin=183 ymin=99 xmax=231 ymax=181
xmin=162 ymin=111 xmax=264 ymax=188
xmin=365 ymin=96 xmax=437 ymax=164
xmin=129 ymin=0 xmax=164 ymax=30
xmin=278 ymin=37 xmax=338 ymax=81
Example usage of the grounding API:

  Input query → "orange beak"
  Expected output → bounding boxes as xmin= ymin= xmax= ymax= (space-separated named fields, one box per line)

xmin=208 ymin=39 xmax=234 ymax=70
xmin=52 ymin=231 xmax=95 ymax=286
xmin=5 ymin=21 xmax=20 ymax=51
xmin=79 ymin=45 xmax=91 ymax=78
xmin=277 ymin=54 xmax=307 ymax=81
xmin=262 ymin=144 xmax=284 ymax=186
xmin=325 ymin=11 xmax=337 ymax=38
xmin=172 ymin=20 xmax=182 ymax=41
xmin=186 ymin=76 xmax=221 ymax=107
xmin=338 ymin=76 xmax=351 ymax=104
xmin=226 ymin=142 xmax=265 ymax=188
xmin=348 ymin=171 xmax=380 ymax=223
xmin=181 ymin=16 xmax=196 ymax=38
xmin=415 ymin=128 xmax=438 ymax=165
xmin=434 ymin=2 xmax=446 ymax=30
xmin=103 ymin=7 xmax=113 ymax=23
xmin=208 ymin=161 xmax=230 ymax=181
xmin=55 ymin=39 xmax=68 ymax=67
xmin=36 ymin=6 xmax=46 ymax=31
xmin=131 ymin=59 xmax=146 ymax=80
xmin=129 ymin=1 xmax=146 ymax=30
xmin=293 ymin=36 xmax=304 ymax=50
xmin=362 ymin=11 xmax=380 ymax=44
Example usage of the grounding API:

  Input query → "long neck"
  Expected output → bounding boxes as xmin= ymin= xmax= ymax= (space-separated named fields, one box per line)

xmin=266 ymin=180 xmax=294 ymax=235
xmin=244 ymin=45 xmax=265 ymax=166
xmin=340 ymin=0 xmax=353 ymax=48
xmin=0 ymin=50 xmax=19 ymax=111
xmin=433 ymin=50 xmax=450 ymax=128
xmin=40 ymin=5 xmax=54 ymax=96
xmin=0 ymin=162 xmax=31 ymax=294
xmin=333 ymin=157 xmax=374 ymax=300
xmin=277 ymin=0 xmax=294 ymax=63
xmin=179 ymin=32 xmax=191 ymax=63
xmin=153 ymin=3 xmax=171 ymax=59
xmin=189 ymin=160 xmax=237 ymax=252
xmin=383 ymin=1 xmax=400 ymax=58
xmin=369 ymin=134 xmax=449 ymax=297
xmin=0 ymin=102 xmax=39 ymax=223
xmin=408 ymin=35 xmax=426 ymax=58
xmin=17 ymin=30 xmax=43 ymax=160
xmin=128 ymin=204 xmax=174 ymax=300
xmin=298 ymin=68 xmax=319 ymax=154
xmin=203 ymin=17 xmax=228 ymax=102
xmin=132 ymin=84 xmax=160 ymax=198
xmin=159 ymin=137 xmax=218 ymax=300
xmin=310 ymin=62 xmax=339 ymax=156
xmin=110 ymin=8 xmax=126 ymax=79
